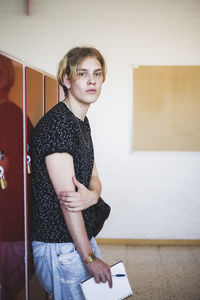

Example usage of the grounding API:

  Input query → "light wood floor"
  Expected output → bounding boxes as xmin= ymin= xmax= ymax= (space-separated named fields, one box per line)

xmin=100 ymin=245 xmax=200 ymax=300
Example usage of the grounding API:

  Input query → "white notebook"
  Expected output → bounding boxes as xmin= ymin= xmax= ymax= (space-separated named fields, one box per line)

xmin=80 ymin=261 xmax=133 ymax=300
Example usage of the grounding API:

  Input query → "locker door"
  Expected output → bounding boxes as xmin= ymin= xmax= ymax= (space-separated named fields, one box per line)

xmin=25 ymin=67 xmax=46 ymax=300
xmin=25 ymin=67 xmax=44 ymax=128
xmin=44 ymin=74 xmax=58 ymax=113
xmin=0 ymin=54 xmax=26 ymax=299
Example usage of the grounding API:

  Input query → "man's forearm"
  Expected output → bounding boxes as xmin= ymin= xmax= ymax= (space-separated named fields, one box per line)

xmin=61 ymin=207 xmax=93 ymax=260
xmin=88 ymin=175 xmax=102 ymax=204
xmin=45 ymin=152 xmax=94 ymax=259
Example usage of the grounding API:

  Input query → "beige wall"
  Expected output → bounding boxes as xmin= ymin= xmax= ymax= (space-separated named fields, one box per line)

xmin=0 ymin=0 xmax=200 ymax=239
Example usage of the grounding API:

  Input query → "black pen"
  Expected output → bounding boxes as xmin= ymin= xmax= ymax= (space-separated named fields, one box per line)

xmin=112 ymin=274 xmax=126 ymax=277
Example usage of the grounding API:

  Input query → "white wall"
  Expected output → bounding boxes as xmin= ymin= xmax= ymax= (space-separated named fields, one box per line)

xmin=1 ymin=0 xmax=200 ymax=239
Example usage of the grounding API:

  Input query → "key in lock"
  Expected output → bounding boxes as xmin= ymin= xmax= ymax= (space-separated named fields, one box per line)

xmin=27 ymin=155 xmax=31 ymax=174
xmin=0 ymin=166 xmax=8 ymax=190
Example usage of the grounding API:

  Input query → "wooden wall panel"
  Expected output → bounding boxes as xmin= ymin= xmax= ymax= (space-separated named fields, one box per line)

xmin=25 ymin=67 xmax=44 ymax=128
xmin=44 ymin=74 xmax=58 ymax=113
xmin=133 ymin=66 xmax=200 ymax=151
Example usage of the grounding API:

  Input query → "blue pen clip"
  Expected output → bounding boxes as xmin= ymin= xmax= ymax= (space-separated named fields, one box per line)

xmin=112 ymin=274 xmax=126 ymax=277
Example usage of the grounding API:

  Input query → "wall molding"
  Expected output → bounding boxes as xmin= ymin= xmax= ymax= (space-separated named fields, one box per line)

xmin=96 ymin=239 xmax=200 ymax=246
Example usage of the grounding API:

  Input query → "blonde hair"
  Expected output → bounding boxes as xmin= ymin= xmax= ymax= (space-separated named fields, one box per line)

xmin=57 ymin=46 xmax=106 ymax=97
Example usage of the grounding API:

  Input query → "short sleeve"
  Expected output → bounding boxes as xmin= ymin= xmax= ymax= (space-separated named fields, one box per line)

xmin=32 ymin=112 xmax=76 ymax=160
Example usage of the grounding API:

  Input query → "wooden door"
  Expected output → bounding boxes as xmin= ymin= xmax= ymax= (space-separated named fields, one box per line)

xmin=25 ymin=67 xmax=47 ymax=300
xmin=44 ymin=74 xmax=58 ymax=113
xmin=0 ymin=54 xmax=26 ymax=299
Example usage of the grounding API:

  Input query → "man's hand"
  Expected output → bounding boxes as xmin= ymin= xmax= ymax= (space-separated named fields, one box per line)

xmin=85 ymin=258 xmax=113 ymax=288
xmin=58 ymin=176 xmax=99 ymax=211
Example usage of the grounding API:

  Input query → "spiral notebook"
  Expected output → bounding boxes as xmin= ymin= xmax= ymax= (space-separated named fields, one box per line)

xmin=80 ymin=261 xmax=133 ymax=300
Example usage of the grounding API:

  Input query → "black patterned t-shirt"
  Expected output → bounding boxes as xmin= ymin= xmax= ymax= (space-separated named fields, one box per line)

xmin=31 ymin=101 xmax=97 ymax=243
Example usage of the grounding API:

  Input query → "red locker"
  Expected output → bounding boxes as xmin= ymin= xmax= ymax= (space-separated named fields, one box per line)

xmin=0 ymin=54 xmax=59 ymax=300
xmin=0 ymin=54 xmax=26 ymax=299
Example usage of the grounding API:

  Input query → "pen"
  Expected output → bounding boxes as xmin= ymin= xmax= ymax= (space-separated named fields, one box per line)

xmin=112 ymin=274 xmax=126 ymax=277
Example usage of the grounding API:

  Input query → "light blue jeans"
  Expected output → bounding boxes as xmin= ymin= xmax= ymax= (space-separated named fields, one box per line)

xmin=32 ymin=237 xmax=101 ymax=300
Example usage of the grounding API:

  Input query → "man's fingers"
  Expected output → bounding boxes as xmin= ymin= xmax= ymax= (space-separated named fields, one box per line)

xmin=107 ymin=273 xmax=113 ymax=288
xmin=72 ymin=176 xmax=84 ymax=190
xmin=72 ymin=176 xmax=79 ymax=186
xmin=99 ymin=272 xmax=107 ymax=283
xmin=93 ymin=273 xmax=101 ymax=284
xmin=62 ymin=200 xmax=80 ymax=207
xmin=93 ymin=268 xmax=112 ymax=287
xmin=58 ymin=191 xmax=77 ymax=198
xmin=65 ymin=207 xmax=80 ymax=212
xmin=61 ymin=199 xmax=83 ymax=210
xmin=104 ymin=267 xmax=112 ymax=288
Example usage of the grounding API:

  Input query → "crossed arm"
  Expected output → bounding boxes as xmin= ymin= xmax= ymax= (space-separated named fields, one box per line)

xmin=58 ymin=161 xmax=102 ymax=211
xmin=45 ymin=152 xmax=112 ymax=287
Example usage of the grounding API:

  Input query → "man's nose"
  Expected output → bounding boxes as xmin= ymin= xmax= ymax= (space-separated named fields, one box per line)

xmin=88 ymin=74 xmax=95 ymax=84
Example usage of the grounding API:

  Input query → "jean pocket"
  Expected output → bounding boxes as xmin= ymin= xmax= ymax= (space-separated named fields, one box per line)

xmin=32 ymin=243 xmax=53 ymax=295
xmin=33 ymin=254 xmax=53 ymax=295
xmin=32 ymin=241 xmax=47 ymax=257
xmin=58 ymin=255 xmax=88 ymax=285
xmin=57 ymin=247 xmax=80 ymax=265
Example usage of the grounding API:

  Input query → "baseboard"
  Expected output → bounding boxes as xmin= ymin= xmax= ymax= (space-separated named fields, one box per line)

xmin=96 ymin=238 xmax=200 ymax=246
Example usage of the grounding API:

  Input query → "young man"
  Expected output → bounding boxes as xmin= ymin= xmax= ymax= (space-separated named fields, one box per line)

xmin=31 ymin=47 xmax=112 ymax=300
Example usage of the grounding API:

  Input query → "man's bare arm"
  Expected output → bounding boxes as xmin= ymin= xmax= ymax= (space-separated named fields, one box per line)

xmin=58 ymin=161 xmax=102 ymax=211
xmin=45 ymin=152 xmax=112 ymax=287
xmin=88 ymin=161 xmax=102 ymax=203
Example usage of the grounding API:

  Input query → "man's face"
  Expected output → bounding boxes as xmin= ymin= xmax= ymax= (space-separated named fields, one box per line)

xmin=67 ymin=56 xmax=103 ymax=105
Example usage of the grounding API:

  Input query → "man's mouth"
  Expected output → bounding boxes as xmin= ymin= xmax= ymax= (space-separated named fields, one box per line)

xmin=87 ymin=89 xmax=96 ymax=93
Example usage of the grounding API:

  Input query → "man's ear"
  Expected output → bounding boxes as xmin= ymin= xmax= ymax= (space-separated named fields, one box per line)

xmin=63 ymin=74 xmax=71 ymax=89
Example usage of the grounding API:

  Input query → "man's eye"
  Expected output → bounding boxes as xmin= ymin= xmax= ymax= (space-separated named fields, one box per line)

xmin=78 ymin=72 xmax=87 ymax=77
xmin=95 ymin=72 xmax=102 ymax=77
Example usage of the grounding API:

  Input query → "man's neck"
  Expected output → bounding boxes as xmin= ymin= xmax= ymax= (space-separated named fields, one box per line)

xmin=63 ymin=97 xmax=89 ymax=121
